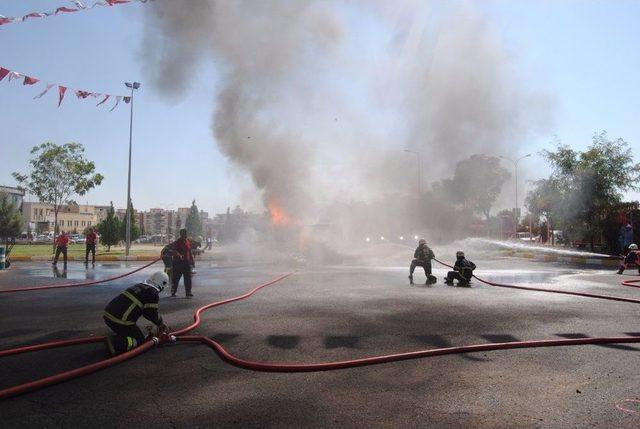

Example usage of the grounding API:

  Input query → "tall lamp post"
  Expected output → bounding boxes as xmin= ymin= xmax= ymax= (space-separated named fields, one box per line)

xmin=124 ymin=81 xmax=141 ymax=257
xmin=404 ymin=149 xmax=422 ymax=194
xmin=500 ymin=154 xmax=531 ymax=237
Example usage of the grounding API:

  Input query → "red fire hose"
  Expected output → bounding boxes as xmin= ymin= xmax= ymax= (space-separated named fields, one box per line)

xmin=0 ymin=258 xmax=160 ymax=294
xmin=1 ymin=262 xmax=640 ymax=401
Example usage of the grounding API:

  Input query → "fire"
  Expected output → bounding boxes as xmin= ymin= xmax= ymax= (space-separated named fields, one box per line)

xmin=268 ymin=200 xmax=293 ymax=226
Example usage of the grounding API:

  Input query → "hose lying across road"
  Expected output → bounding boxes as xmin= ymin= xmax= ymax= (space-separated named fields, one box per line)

xmin=1 ymin=259 xmax=640 ymax=401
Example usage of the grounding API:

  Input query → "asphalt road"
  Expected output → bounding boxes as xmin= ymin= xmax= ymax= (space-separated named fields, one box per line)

xmin=1 ymin=252 xmax=640 ymax=428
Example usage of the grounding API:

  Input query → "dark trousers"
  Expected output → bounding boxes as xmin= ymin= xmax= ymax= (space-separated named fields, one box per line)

xmin=53 ymin=246 xmax=67 ymax=265
xmin=85 ymin=244 xmax=96 ymax=263
xmin=104 ymin=317 xmax=146 ymax=355
xmin=172 ymin=261 xmax=192 ymax=295
xmin=410 ymin=259 xmax=433 ymax=276
xmin=446 ymin=271 xmax=469 ymax=284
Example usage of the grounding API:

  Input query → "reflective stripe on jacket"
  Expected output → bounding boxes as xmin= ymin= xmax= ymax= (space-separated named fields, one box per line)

xmin=104 ymin=283 xmax=162 ymax=326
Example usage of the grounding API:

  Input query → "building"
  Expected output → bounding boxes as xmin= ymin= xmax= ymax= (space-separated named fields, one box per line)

xmin=22 ymin=201 xmax=98 ymax=234
xmin=0 ymin=185 xmax=25 ymax=210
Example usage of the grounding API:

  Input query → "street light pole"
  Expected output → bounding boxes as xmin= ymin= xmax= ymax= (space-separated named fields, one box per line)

xmin=500 ymin=154 xmax=531 ymax=238
xmin=124 ymin=81 xmax=140 ymax=257
xmin=404 ymin=150 xmax=422 ymax=194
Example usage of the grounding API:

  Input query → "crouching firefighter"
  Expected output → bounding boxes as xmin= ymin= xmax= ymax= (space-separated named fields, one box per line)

xmin=409 ymin=239 xmax=437 ymax=285
xmin=444 ymin=251 xmax=476 ymax=286
xmin=617 ymin=243 xmax=640 ymax=275
xmin=103 ymin=271 xmax=170 ymax=356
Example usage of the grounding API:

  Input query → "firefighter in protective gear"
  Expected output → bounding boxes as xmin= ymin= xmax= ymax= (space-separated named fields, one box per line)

xmin=444 ymin=251 xmax=476 ymax=286
xmin=617 ymin=243 xmax=640 ymax=275
xmin=409 ymin=239 xmax=437 ymax=284
xmin=103 ymin=271 xmax=170 ymax=356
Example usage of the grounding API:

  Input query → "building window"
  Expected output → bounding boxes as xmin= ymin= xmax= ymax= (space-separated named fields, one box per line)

xmin=82 ymin=221 xmax=86 ymax=227
xmin=88 ymin=222 xmax=92 ymax=226
xmin=59 ymin=220 xmax=64 ymax=226
xmin=67 ymin=220 xmax=72 ymax=227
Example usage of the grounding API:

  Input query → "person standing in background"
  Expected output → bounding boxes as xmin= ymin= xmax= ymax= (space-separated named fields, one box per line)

xmin=53 ymin=231 xmax=69 ymax=266
xmin=85 ymin=227 xmax=97 ymax=265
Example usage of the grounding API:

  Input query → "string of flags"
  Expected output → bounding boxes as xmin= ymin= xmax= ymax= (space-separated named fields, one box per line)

xmin=0 ymin=65 xmax=131 ymax=111
xmin=0 ymin=0 xmax=154 ymax=26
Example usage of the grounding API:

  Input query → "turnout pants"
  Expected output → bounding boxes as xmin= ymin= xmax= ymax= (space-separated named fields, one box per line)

xmin=104 ymin=317 xmax=146 ymax=356
xmin=85 ymin=244 xmax=96 ymax=264
xmin=446 ymin=271 xmax=470 ymax=285
xmin=172 ymin=261 xmax=192 ymax=295
xmin=410 ymin=259 xmax=436 ymax=283
xmin=53 ymin=246 xmax=67 ymax=265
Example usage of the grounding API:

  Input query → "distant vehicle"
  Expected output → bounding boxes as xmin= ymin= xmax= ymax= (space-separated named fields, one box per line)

xmin=74 ymin=235 xmax=86 ymax=244
xmin=516 ymin=232 xmax=540 ymax=242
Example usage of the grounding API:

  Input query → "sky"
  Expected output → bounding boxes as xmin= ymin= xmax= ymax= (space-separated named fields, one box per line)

xmin=1 ymin=0 xmax=639 ymax=215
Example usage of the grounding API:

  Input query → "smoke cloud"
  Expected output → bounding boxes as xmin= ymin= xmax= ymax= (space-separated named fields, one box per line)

xmin=141 ymin=0 xmax=552 ymax=224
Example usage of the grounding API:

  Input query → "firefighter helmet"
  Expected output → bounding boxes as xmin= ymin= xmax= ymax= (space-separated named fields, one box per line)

xmin=456 ymin=251 xmax=465 ymax=258
xmin=630 ymin=244 xmax=638 ymax=250
xmin=145 ymin=271 xmax=170 ymax=292
xmin=418 ymin=239 xmax=426 ymax=245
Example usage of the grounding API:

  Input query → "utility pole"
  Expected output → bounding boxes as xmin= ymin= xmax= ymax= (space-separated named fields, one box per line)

xmin=124 ymin=81 xmax=141 ymax=257
xmin=500 ymin=154 xmax=531 ymax=238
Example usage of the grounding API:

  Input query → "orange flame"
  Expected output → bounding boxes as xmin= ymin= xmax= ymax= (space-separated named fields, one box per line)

xmin=268 ymin=200 xmax=293 ymax=226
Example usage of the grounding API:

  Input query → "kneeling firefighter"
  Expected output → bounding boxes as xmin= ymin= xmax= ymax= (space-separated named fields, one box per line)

xmin=103 ymin=271 xmax=170 ymax=356
xmin=409 ymin=239 xmax=437 ymax=285
xmin=617 ymin=243 xmax=640 ymax=275
xmin=444 ymin=251 xmax=476 ymax=286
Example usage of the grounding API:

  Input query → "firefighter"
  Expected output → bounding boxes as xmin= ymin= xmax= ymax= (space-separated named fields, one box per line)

xmin=103 ymin=271 xmax=170 ymax=356
xmin=85 ymin=227 xmax=97 ymax=265
xmin=169 ymin=228 xmax=194 ymax=298
xmin=409 ymin=239 xmax=437 ymax=284
xmin=52 ymin=231 xmax=70 ymax=266
xmin=444 ymin=251 xmax=476 ymax=286
xmin=617 ymin=243 xmax=640 ymax=275
xmin=161 ymin=243 xmax=174 ymax=279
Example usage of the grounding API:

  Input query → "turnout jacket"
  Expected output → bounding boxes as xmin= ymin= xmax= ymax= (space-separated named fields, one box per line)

xmin=624 ymin=250 xmax=640 ymax=265
xmin=414 ymin=245 xmax=435 ymax=263
xmin=454 ymin=258 xmax=477 ymax=281
xmin=104 ymin=283 xmax=163 ymax=326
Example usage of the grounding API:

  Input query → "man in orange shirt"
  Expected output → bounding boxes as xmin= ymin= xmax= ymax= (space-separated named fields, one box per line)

xmin=53 ymin=231 xmax=70 ymax=266
xmin=85 ymin=227 xmax=98 ymax=265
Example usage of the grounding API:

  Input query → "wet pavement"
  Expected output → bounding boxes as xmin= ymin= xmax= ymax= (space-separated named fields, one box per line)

xmin=1 ymin=255 xmax=640 ymax=428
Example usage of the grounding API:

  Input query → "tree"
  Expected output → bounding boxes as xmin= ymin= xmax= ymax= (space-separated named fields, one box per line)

xmin=526 ymin=131 xmax=640 ymax=251
xmin=175 ymin=215 xmax=182 ymax=235
xmin=97 ymin=202 xmax=121 ymax=252
xmin=119 ymin=200 xmax=140 ymax=242
xmin=0 ymin=192 xmax=23 ymax=249
xmin=442 ymin=155 xmax=511 ymax=226
xmin=12 ymin=143 xmax=103 ymax=251
xmin=185 ymin=200 xmax=203 ymax=239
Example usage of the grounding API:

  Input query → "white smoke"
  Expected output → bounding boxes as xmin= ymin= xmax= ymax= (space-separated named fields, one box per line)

xmin=141 ymin=0 xmax=552 ymax=223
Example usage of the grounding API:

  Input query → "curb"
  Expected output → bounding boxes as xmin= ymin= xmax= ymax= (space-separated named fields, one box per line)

xmin=10 ymin=255 xmax=160 ymax=262
xmin=500 ymin=250 xmax=620 ymax=267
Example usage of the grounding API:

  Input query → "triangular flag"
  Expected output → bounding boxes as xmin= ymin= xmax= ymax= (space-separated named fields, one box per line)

xmin=109 ymin=96 xmax=122 ymax=112
xmin=8 ymin=71 xmax=23 ymax=82
xmin=58 ymin=86 xmax=67 ymax=107
xmin=75 ymin=90 xmax=92 ymax=99
xmin=97 ymin=94 xmax=110 ymax=106
xmin=55 ymin=7 xmax=79 ymax=14
xmin=23 ymin=12 xmax=49 ymax=20
xmin=73 ymin=1 xmax=87 ymax=9
xmin=34 ymin=83 xmax=55 ymax=99
xmin=0 ymin=68 xmax=9 ymax=81
xmin=23 ymin=76 xmax=39 ymax=85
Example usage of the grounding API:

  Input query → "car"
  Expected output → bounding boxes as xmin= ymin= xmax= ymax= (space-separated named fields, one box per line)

xmin=516 ymin=232 xmax=540 ymax=242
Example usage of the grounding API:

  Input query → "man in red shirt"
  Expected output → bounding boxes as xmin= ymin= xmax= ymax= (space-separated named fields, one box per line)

xmin=85 ymin=227 xmax=98 ymax=265
xmin=53 ymin=231 xmax=70 ymax=266
xmin=168 ymin=228 xmax=194 ymax=297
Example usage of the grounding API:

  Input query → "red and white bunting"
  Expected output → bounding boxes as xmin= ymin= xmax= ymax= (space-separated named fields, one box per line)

xmin=0 ymin=64 xmax=131 ymax=111
xmin=34 ymin=84 xmax=55 ymax=99
xmin=0 ymin=0 xmax=154 ymax=26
